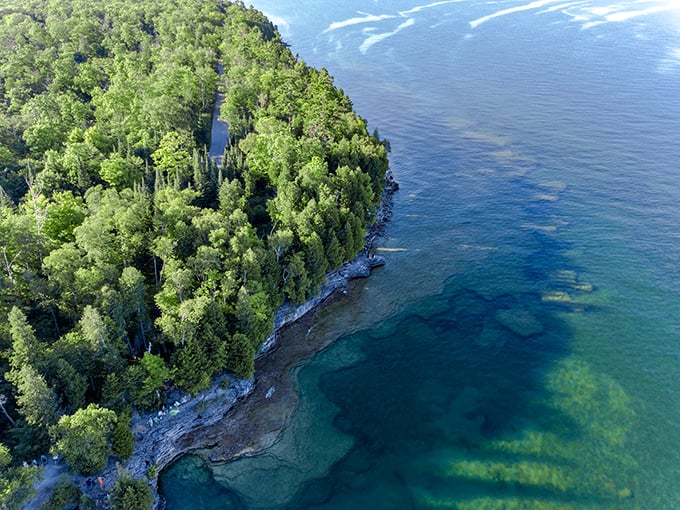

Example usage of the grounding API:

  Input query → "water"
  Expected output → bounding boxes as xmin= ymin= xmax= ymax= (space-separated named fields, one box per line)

xmin=159 ymin=1 xmax=680 ymax=508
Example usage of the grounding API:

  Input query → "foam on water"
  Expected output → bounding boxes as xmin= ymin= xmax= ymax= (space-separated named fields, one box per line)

xmin=316 ymin=0 xmax=680 ymax=57
xmin=399 ymin=0 xmax=466 ymax=16
xmin=324 ymin=13 xmax=398 ymax=32
xmin=359 ymin=18 xmax=415 ymax=53
xmin=469 ymin=0 xmax=564 ymax=28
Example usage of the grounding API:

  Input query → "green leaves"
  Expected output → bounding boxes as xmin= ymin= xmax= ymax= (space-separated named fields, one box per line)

xmin=0 ymin=0 xmax=389 ymax=481
xmin=111 ymin=409 xmax=134 ymax=460
xmin=152 ymin=131 xmax=195 ymax=185
xmin=100 ymin=152 xmax=144 ymax=189
xmin=12 ymin=366 xmax=59 ymax=429
xmin=123 ymin=353 xmax=169 ymax=410
xmin=52 ymin=403 xmax=117 ymax=475
xmin=110 ymin=468 xmax=153 ymax=510
xmin=139 ymin=353 xmax=169 ymax=397
xmin=7 ymin=307 xmax=43 ymax=370
xmin=43 ymin=191 xmax=87 ymax=244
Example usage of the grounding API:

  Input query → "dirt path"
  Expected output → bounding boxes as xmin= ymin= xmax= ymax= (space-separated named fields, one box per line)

xmin=23 ymin=460 xmax=70 ymax=510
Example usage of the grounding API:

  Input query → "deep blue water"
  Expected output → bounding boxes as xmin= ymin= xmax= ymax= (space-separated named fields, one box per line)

xmin=160 ymin=1 xmax=680 ymax=508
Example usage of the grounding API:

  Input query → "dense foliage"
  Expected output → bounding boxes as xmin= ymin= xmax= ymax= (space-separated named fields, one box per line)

xmin=42 ymin=478 xmax=92 ymax=510
xmin=110 ymin=469 xmax=153 ymax=510
xmin=0 ymin=0 xmax=387 ymax=502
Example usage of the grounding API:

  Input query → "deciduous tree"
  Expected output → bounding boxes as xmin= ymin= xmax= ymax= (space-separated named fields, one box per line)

xmin=52 ymin=404 xmax=116 ymax=475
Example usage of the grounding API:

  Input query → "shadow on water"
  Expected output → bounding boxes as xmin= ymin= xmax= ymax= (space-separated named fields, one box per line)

xmin=274 ymin=229 xmax=637 ymax=509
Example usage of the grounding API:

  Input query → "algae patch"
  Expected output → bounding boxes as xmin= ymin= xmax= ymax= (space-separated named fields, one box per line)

xmin=414 ymin=357 xmax=638 ymax=509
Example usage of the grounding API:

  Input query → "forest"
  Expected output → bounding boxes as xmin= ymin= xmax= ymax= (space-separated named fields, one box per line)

xmin=0 ymin=0 xmax=388 ymax=507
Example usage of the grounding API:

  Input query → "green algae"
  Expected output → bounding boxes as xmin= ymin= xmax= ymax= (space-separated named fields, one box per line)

xmin=445 ymin=459 xmax=578 ymax=493
xmin=416 ymin=356 xmax=637 ymax=509
xmin=418 ymin=494 xmax=583 ymax=510
xmin=494 ymin=308 xmax=544 ymax=337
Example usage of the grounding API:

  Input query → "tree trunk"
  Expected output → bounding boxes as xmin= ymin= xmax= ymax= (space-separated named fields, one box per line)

xmin=0 ymin=397 xmax=16 ymax=427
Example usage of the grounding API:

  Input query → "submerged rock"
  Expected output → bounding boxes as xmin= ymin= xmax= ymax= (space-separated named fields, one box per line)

xmin=550 ymin=269 xmax=578 ymax=284
xmin=538 ymin=180 xmax=567 ymax=191
xmin=494 ymin=308 xmax=544 ymax=338
xmin=542 ymin=291 xmax=573 ymax=303
xmin=571 ymin=282 xmax=593 ymax=292
xmin=475 ymin=319 xmax=507 ymax=348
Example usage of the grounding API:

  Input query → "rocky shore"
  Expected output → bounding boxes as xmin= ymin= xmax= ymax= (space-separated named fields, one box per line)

xmin=26 ymin=171 xmax=397 ymax=509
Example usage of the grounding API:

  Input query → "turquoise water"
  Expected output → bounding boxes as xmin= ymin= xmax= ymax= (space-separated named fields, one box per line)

xmin=160 ymin=1 xmax=680 ymax=508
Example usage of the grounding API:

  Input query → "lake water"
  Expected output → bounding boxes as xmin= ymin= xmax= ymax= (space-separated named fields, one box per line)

xmin=159 ymin=1 xmax=680 ymax=508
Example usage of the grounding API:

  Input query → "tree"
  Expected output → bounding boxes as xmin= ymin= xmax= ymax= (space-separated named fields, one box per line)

xmin=0 ymin=396 xmax=16 ymax=428
xmin=111 ymin=409 xmax=134 ymax=461
xmin=51 ymin=359 xmax=87 ymax=414
xmin=58 ymin=129 xmax=103 ymax=190
xmin=151 ymin=131 xmax=195 ymax=186
xmin=11 ymin=366 xmax=59 ymax=429
xmin=42 ymin=242 xmax=86 ymax=317
xmin=5 ymin=308 xmax=59 ymax=429
xmin=152 ymin=186 xmax=199 ymax=261
xmin=80 ymin=305 xmax=112 ymax=351
xmin=283 ymin=252 xmax=311 ymax=303
xmin=21 ymin=94 xmax=69 ymax=155
xmin=0 ymin=442 xmax=39 ymax=510
xmin=100 ymin=152 xmax=144 ymax=189
xmin=110 ymin=469 xmax=153 ymax=510
xmin=162 ymin=296 xmax=219 ymax=393
xmin=235 ymin=285 xmax=273 ymax=348
xmin=0 ymin=203 xmax=35 ymax=286
xmin=138 ymin=353 xmax=169 ymax=399
xmin=52 ymin=404 xmax=117 ymax=475
xmin=225 ymin=332 xmax=255 ymax=378
xmin=7 ymin=307 xmax=43 ymax=370
xmin=41 ymin=478 xmax=81 ymax=510
xmin=269 ymin=227 xmax=293 ymax=264
xmin=118 ymin=266 xmax=151 ymax=354
xmin=0 ymin=444 xmax=10 ymax=471
xmin=43 ymin=191 xmax=87 ymax=244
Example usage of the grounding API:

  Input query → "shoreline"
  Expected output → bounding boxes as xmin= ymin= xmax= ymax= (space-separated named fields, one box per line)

xmin=26 ymin=172 xmax=397 ymax=509
xmin=150 ymin=171 xmax=397 ymax=506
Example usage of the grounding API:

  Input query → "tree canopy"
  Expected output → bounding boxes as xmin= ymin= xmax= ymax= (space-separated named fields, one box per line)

xmin=0 ymin=0 xmax=388 ymax=502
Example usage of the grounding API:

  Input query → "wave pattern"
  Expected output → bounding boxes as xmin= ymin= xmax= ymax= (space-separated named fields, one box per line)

xmin=323 ymin=0 xmax=679 ymax=54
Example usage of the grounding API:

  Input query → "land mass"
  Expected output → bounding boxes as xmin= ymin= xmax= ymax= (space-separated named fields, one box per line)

xmin=0 ymin=1 xmax=392 ymax=508
xmin=26 ymin=173 xmax=396 ymax=509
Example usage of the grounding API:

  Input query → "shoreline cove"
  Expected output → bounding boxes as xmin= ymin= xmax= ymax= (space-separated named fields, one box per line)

xmin=25 ymin=172 xmax=397 ymax=510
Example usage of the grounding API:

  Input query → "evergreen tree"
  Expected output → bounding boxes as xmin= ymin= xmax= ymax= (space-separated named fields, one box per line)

xmin=110 ymin=469 xmax=153 ymax=510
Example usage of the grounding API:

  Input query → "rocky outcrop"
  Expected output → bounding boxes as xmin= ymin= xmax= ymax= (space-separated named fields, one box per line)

xmin=257 ymin=253 xmax=385 ymax=358
xmin=365 ymin=170 xmax=398 ymax=248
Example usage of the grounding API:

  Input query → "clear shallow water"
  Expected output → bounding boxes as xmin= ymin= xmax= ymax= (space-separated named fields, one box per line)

xmin=160 ymin=1 xmax=680 ymax=508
